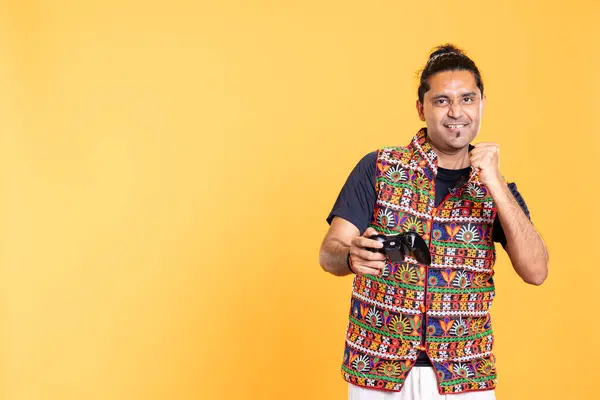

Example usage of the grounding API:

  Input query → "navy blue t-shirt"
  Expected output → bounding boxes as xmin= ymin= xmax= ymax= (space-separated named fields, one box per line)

xmin=327 ymin=151 xmax=531 ymax=366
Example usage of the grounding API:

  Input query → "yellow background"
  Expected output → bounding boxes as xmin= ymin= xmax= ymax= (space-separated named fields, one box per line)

xmin=1 ymin=1 xmax=598 ymax=399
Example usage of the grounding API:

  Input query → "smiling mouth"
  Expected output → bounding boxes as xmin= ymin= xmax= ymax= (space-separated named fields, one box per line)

xmin=444 ymin=123 xmax=469 ymax=129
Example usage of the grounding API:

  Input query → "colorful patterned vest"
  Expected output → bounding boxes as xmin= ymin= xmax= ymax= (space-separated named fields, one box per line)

xmin=341 ymin=128 xmax=498 ymax=395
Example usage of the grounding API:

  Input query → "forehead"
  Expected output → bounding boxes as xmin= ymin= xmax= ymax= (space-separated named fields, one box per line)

xmin=426 ymin=70 xmax=479 ymax=96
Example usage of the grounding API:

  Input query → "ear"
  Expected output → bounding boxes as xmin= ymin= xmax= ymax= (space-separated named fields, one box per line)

xmin=416 ymin=100 xmax=425 ymax=121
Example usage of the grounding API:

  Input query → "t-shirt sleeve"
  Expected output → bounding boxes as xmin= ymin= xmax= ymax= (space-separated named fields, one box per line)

xmin=326 ymin=151 xmax=378 ymax=234
xmin=492 ymin=182 xmax=531 ymax=247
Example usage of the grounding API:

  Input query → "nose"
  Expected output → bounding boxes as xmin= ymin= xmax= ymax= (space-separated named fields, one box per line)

xmin=448 ymin=101 xmax=463 ymax=119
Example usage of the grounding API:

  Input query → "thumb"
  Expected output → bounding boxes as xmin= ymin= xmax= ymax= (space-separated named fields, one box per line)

xmin=363 ymin=227 xmax=379 ymax=238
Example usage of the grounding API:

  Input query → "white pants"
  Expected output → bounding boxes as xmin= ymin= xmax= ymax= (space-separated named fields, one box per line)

xmin=348 ymin=368 xmax=495 ymax=400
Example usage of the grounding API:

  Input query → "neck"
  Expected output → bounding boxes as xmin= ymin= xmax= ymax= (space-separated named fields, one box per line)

xmin=427 ymin=141 xmax=471 ymax=169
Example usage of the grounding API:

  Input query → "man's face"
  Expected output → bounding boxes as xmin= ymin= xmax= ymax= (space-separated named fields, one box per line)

xmin=416 ymin=70 xmax=485 ymax=152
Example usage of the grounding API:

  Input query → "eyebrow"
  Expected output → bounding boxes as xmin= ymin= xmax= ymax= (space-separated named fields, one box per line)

xmin=431 ymin=92 xmax=478 ymax=100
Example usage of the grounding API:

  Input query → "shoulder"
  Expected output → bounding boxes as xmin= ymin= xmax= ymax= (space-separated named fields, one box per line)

xmin=354 ymin=144 xmax=412 ymax=172
xmin=378 ymin=145 xmax=413 ymax=159
xmin=359 ymin=150 xmax=378 ymax=164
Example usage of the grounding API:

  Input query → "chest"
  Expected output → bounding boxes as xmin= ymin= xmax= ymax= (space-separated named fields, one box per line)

xmin=373 ymin=161 xmax=496 ymax=241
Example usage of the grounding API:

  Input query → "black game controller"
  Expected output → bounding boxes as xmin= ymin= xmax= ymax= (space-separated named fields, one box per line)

xmin=368 ymin=231 xmax=432 ymax=265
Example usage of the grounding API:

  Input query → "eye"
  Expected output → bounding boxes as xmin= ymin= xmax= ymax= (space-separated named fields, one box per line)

xmin=463 ymin=97 xmax=474 ymax=104
xmin=435 ymin=99 xmax=448 ymax=105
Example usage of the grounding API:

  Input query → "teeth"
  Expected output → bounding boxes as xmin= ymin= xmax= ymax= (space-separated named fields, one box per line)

xmin=447 ymin=125 xmax=465 ymax=128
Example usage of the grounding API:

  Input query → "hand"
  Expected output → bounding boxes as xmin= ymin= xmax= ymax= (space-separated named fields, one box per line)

xmin=348 ymin=227 xmax=387 ymax=275
xmin=470 ymin=142 xmax=503 ymax=187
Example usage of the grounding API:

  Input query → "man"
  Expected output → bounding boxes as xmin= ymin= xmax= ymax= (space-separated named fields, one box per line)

xmin=319 ymin=44 xmax=549 ymax=399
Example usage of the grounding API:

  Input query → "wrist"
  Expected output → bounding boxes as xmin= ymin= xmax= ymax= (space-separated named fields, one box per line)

xmin=487 ymin=179 xmax=512 ymax=204
xmin=346 ymin=249 xmax=357 ymax=274
xmin=485 ymin=176 xmax=505 ymax=194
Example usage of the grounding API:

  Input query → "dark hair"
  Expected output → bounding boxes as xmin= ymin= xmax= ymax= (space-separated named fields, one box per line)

xmin=417 ymin=44 xmax=484 ymax=103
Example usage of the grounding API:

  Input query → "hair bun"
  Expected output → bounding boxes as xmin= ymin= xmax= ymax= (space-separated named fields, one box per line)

xmin=428 ymin=44 xmax=465 ymax=62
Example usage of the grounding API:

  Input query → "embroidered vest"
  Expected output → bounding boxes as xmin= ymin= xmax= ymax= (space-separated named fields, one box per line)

xmin=341 ymin=129 xmax=498 ymax=394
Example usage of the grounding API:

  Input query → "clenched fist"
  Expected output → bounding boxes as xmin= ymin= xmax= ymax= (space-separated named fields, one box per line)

xmin=348 ymin=227 xmax=387 ymax=276
xmin=470 ymin=142 xmax=503 ymax=187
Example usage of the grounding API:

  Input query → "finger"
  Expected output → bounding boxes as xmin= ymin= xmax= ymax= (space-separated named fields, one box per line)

xmin=351 ymin=256 xmax=386 ymax=269
xmin=469 ymin=148 xmax=492 ymax=157
xmin=470 ymin=155 xmax=483 ymax=165
xmin=353 ymin=247 xmax=387 ymax=261
xmin=469 ymin=150 xmax=486 ymax=160
xmin=471 ymin=160 xmax=489 ymax=170
xmin=355 ymin=236 xmax=384 ymax=249
xmin=349 ymin=252 xmax=386 ymax=270
xmin=361 ymin=260 xmax=386 ymax=270
xmin=475 ymin=153 xmax=494 ymax=164
xmin=470 ymin=153 xmax=488 ymax=163
xmin=363 ymin=227 xmax=379 ymax=238
xmin=469 ymin=155 xmax=482 ymax=167
xmin=472 ymin=146 xmax=499 ymax=157
xmin=471 ymin=143 xmax=498 ymax=151
xmin=353 ymin=265 xmax=383 ymax=276
xmin=470 ymin=160 xmax=483 ymax=170
xmin=473 ymin=142 xmax=499 ymax=148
